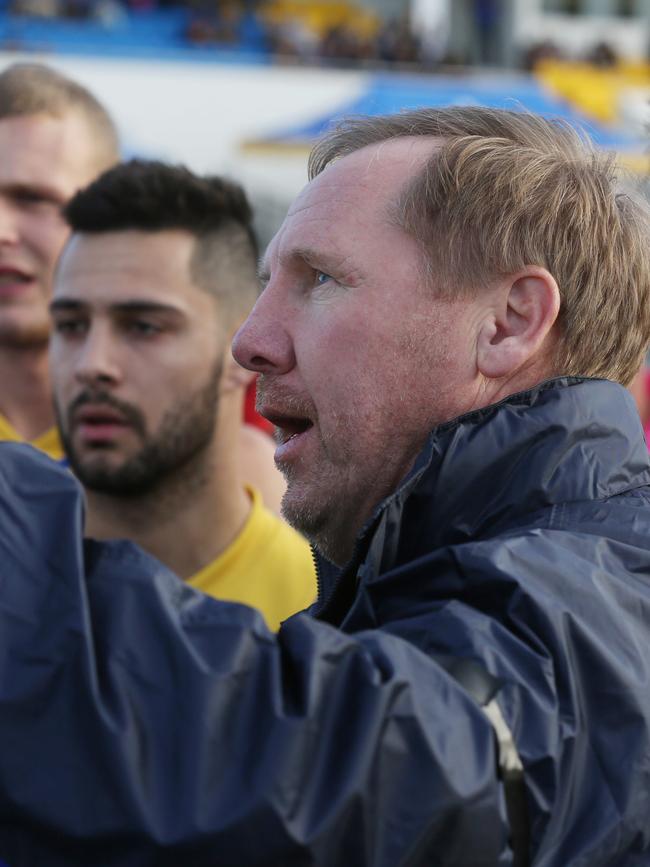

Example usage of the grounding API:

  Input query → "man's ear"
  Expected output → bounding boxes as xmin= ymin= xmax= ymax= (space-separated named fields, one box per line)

xmin=477 ymin=267 xmax=560 ymax=380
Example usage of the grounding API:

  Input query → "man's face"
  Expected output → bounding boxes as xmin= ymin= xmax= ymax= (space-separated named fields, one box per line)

xmin=0 ymin=111 xmax=106 ymax=347
xmin=50 ymin=229 xmax=227 ymax=495
xmin=232 ymin=138 xmax=489 ymax=565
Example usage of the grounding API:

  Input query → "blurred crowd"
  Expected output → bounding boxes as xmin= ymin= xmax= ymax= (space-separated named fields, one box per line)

xmin=0 ymin=0 xmax=638 ymax=74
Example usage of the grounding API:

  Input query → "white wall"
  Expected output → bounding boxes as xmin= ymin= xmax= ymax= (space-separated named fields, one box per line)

xmin=512 ymin=0 xmax=648 ymax=59
xmin=0 ymin=52 xmax=368 ymax=199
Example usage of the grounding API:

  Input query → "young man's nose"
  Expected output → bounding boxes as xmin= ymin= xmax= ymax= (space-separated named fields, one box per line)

xmin=74 ymin=327 xmax=122 ymax=387
xmin=0 ymin=198 xmax=20 ymax=247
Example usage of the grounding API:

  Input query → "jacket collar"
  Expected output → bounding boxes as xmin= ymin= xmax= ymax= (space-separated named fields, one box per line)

xmin=313 ymin=377 xmax=650 ymax=622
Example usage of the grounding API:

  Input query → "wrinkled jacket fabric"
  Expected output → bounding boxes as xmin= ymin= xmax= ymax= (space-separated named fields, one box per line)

xmin=0 ymin=377 xmax=649 ymax=866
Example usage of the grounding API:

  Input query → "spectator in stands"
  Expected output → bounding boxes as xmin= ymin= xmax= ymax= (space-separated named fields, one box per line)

xmin=521 ymin=38 xmax=563 ymax=71
xmin=50 ymin=159 xmax=316 ymax=630
xmin=586 ymin=40 xmax=619 ymax=68
xmin=0 ymin=107 xmax=649 ymax=864
xmin=472 ymin=0 xmax=502 ymax=65
xmin=0 ymin=62 xmax=119 ymax=460
xmin=184 ymin=0 xmax=243 ymax=47
xmin=376 ymin=16 xmax=419 ymax=65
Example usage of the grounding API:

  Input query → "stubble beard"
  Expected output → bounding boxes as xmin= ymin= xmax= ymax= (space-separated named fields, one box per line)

xmin=57 ymin=360 xmax=222 ymax=499
xmin=279 ymin=432 xmax=361 ymax=567
xmin=257 ymin=375 xmax=371 ymax=566
xmin=280 ymin=420 xmax=425 ymax=568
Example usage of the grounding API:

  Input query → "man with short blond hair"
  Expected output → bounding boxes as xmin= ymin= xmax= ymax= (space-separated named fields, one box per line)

xmin=0 ymin=107 xmax=649 ymax=866
xmin=0 ymin=61 xmax=119 ymax=457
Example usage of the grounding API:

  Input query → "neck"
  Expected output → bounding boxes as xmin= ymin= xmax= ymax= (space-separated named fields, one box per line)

xmin=85 ymin=440 xmax=251 ymax=581
xmin=0 ymin=343 xmax=54 ymax=440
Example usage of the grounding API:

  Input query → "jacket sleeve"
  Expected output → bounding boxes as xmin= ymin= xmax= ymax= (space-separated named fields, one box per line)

xmin=0 ymin=444 xmax=509 ymax=867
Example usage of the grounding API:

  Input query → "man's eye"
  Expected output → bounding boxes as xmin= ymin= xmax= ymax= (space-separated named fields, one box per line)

xmin=15 ymin=191 xmax=54 ymax=207
xmin=54 ymin=319 xmax=87 ymax=335
xmin=128 ymin=320 xmax=161 ymax=336
xmin=315 ymin=271 xmax=333 ymax=286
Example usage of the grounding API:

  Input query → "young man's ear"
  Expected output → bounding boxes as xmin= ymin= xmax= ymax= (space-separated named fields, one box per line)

xmin=477 ymin=267 xmax=560 ymax=380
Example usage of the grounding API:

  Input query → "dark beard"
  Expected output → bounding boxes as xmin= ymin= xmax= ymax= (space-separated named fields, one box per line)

xmin=56 ymin=359 xmax=222 ymax=498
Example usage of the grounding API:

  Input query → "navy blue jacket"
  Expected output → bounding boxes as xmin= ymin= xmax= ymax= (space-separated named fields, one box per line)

xmin=0 ymin=377 xmax=649 ymax=865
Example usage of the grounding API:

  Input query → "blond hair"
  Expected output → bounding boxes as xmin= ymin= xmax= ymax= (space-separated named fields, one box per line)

xmin=309 ymin=107 xmax=650 ymax=385
xmin=0 ymin=62 xmax=119 ymax=171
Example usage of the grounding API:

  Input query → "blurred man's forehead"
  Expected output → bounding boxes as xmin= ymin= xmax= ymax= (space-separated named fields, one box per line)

xmin=0 ymin=111 xmax=103 ymax=195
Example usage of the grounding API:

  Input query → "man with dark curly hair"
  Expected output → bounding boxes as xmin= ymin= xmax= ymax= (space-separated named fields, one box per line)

xmin=49 ymin=159 xmax=316 ymax=631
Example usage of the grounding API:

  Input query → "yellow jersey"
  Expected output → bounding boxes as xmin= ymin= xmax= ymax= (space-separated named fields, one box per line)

xmin=189 ymin=487 xmax=317 ymax=631
xmin=0 ymin=415 xmax=64 ymax=461
xmin=0 ymin=419 xmax=314 ymax=630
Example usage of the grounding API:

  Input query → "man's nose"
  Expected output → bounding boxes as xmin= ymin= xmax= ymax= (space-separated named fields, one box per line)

xmin=0 ymin=198 xmax=20 ymax=247
xmin=232 ymin=290 xmax=296 ymax=375
xmin=74 ymin=326 xmax=122 ymax=388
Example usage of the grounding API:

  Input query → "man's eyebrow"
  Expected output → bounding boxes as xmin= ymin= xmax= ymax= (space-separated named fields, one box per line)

xmin=107 ymin=301 xmax=185 ymax=317
xmin=49 ymin=298 xmax=86 ymax=313
xmin=259 ymin=246 xmax=338 ymax=280
xmin=49 ymin=299 xmax=185 ymax=316
xmin=290 ymin=245 xmax=327 ymax=267
xmin=8 ymin=181 xmax=67 ymax=205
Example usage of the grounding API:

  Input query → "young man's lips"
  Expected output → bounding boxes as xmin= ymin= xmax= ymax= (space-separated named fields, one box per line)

xmin=0 ymin=268 xmax=34 ymax=297
xmin=73 ymin=407 xmax=131 ymax=443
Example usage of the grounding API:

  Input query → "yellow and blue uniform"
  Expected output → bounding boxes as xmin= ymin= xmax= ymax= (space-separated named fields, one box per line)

xmin=189 ymin=486 xmax=316 ymax=631
xmin=0 ymin=416 xmax=64 ymax=461
xmin=0 ymin=418 xmax=315 ymax=630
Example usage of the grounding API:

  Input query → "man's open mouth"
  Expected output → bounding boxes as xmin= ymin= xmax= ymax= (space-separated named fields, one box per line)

xmin=263 ymin=412 xmax=314 ymax=445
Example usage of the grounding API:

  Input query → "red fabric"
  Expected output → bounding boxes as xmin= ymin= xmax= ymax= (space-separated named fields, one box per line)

xmin=643 ymin=369 xmax=650 ymax=450
xmin=244 ymin=378 xmax=274 ymax=435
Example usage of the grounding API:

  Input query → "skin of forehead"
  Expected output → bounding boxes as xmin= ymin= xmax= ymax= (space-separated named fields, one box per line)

xmin=312 ymin=135 xmax=441 ymax=203
xmin=266 ymin=136 xmax=440 ymax=269
xmin=55 ymin=230 xmax=199 ymax=308
xmin=338 ymin=135 xmax=440 ymax=180
xmin=0 ymin=111 xmax=106 ymax=189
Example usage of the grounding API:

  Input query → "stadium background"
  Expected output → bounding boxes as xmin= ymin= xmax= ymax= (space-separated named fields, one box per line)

xmin=0 ymin=0 xmax=647 ymax=244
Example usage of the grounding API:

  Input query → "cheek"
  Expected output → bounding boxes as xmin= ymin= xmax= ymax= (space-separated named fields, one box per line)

xmin=32 ymin=220 xmax=70 ymax=269
xmin=135 ymin=350 xmax=213 ymax=402
xmin=48 ymin=344 xmax=73 ymax=387
xmin=49 ymin=361 xmax=74 ymax=412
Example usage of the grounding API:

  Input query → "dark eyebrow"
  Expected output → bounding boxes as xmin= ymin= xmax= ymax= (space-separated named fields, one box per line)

xmin=8 ymin=182 xmax=67 ymax=206
xmin=49 ymin=298 xmax=87 ymax=314
xmin=49 ymin=299 xmax=186 ymax=317
xmin=107 ymin=301 xmax=186 ymax=317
